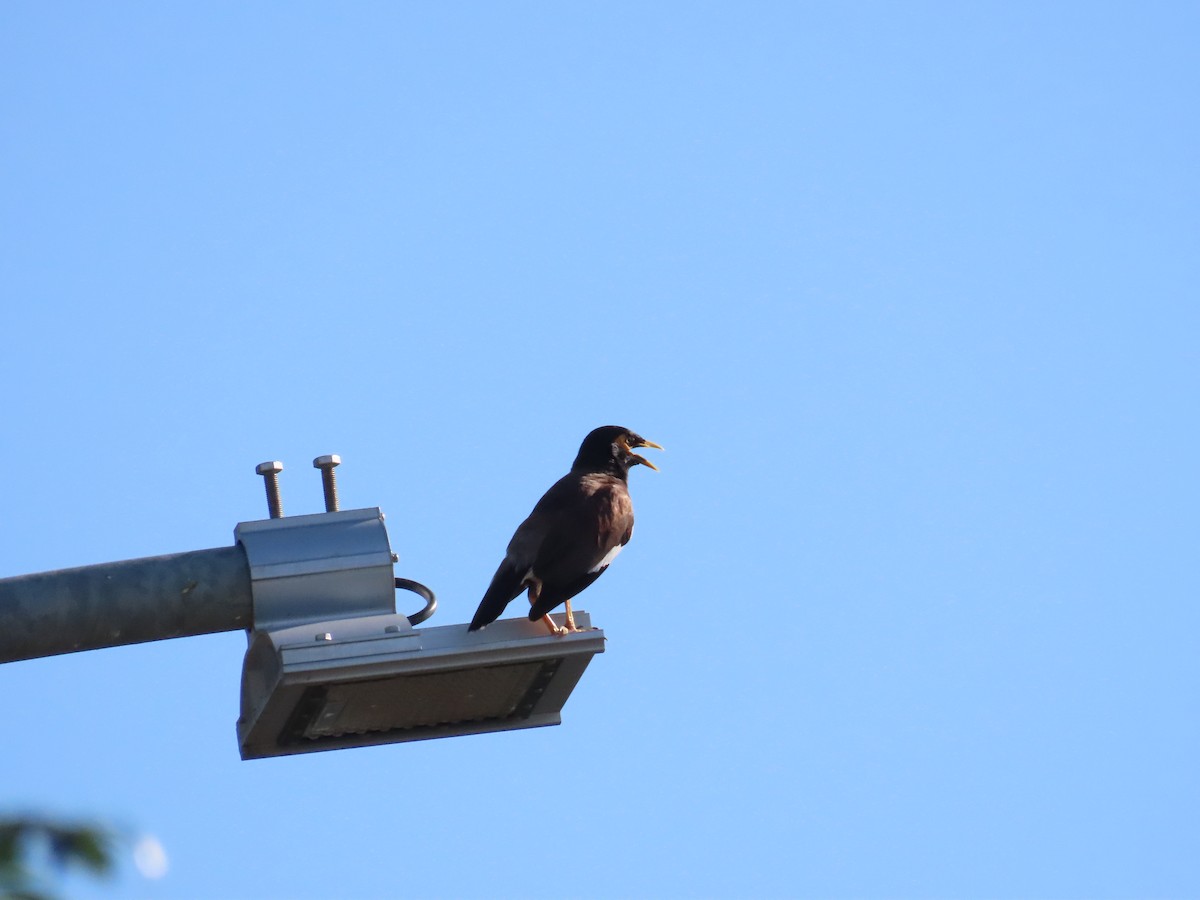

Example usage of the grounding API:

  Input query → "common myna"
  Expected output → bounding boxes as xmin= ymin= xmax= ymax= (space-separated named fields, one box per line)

xmin=468 ymin=425 xmax=662 ymax=635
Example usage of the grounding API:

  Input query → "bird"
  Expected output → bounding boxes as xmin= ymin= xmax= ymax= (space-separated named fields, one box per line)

xmin=468 ymin=425 xmax=662 ymax=635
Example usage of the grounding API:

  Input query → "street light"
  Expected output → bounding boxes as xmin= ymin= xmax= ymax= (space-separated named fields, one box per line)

xmin=0 ymin=456 xmax=606 ymax=760
xmin=238 ymin=611 xmax=604 ymax=759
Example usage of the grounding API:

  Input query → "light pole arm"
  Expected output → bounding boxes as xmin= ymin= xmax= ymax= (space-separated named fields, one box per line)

xmin=0 ymin=546 xmax=253 ymax=663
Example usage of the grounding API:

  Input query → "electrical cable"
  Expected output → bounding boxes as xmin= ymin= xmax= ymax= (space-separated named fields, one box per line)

xmin=395 ymin=577 xmax=437 ymax=626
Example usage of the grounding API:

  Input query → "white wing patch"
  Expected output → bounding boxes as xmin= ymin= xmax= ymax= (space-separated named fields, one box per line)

xmin=589 ymin=543 xmax=623 ymax=573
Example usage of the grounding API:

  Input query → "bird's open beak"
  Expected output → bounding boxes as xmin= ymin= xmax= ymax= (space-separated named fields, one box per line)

xmin=626 ymin=436 xmax=663 ymax=471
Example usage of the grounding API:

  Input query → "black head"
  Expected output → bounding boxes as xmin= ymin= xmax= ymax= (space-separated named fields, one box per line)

xmin=571 ymin=425 xmax=663 ymax=479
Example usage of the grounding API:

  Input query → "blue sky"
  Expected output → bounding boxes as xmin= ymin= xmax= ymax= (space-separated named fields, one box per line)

xmin=2 ymin=3 xmax=1197 ymax=898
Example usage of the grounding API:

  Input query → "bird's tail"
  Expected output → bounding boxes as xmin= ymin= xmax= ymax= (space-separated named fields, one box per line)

xmin=467 ymin=561 xmax=526 ymax=631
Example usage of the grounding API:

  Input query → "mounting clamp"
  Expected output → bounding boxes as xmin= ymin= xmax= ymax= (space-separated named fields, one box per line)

xmin=235 ymin=508 xmax=396 ymax=632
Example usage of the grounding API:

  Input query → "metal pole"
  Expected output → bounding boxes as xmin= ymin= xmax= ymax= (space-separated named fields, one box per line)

xmin=0 ymin=546 xmax=253 ymax=663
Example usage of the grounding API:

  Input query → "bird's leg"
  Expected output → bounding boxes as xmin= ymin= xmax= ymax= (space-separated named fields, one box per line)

xmin=563 ymin=598 xmax=577 ymax=632
xmin=527 ymin=583 xmax=566 ymax=636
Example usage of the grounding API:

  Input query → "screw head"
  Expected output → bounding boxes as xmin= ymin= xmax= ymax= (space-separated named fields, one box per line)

xmin=313 ymin=454 xmax=341 ymax=469
xmin=256 ymin=461 xmax=284 ymax=475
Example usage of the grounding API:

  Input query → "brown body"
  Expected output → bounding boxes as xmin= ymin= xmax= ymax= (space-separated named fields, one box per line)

xmin=468 ymin=426 xmax=660 ymax=634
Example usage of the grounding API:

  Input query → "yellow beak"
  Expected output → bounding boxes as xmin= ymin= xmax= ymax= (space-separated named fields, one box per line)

xmin=628 ymin=436 xmax=663 ymax=470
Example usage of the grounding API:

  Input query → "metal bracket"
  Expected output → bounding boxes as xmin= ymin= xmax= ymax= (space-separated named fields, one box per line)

xmin=235 ymin=508 xmax=396 ymax=632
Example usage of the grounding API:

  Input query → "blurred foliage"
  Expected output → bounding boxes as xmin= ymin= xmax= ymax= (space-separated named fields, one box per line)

xmin=0 ymin=817 xmax=113 ymax=900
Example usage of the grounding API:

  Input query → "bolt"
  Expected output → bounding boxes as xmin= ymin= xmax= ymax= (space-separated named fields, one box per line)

xmin=255 ymin=461 xmax=284 ymax=519
xmin=313 ymin=454 xmax=341 ymax=512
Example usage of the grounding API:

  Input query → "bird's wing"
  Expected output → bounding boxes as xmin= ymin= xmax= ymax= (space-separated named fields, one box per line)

xmin=470 ymin=473 xmax=635 ymax=630
xmin=468 ymin=557 xmax=528 ymax=631
xmin=527 ymin=475 xmax=635 ymax=618
xmin=467 ymin=477 xmax=578 ymax=631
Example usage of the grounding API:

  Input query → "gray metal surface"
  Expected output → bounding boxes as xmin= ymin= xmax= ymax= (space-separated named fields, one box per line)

xmin=235 ymin=507 xmax=396 ymax=632
xmin=1 ymin=506 xmax=400 ymax=664
xmin=0 ymin=545 xmax=252 ymax=663
xmin=238 ymin=611 xmax=605 ymax=759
